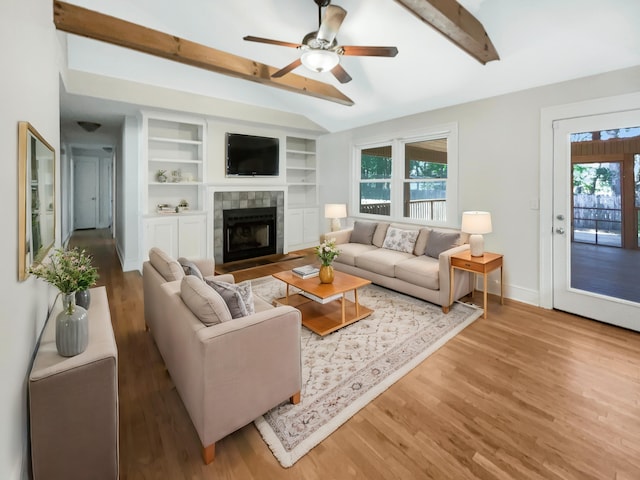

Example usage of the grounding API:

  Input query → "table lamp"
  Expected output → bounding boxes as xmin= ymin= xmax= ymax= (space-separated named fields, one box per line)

xmin=461 ymin=211 xmax=492 ymax=256
xmin=325 ymin=204 xmax=347 ymax=232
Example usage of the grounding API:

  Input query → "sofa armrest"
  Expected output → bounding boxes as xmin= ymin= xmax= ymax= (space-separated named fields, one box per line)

xmin=197 ymin=306 xmax=302 ymax=444
xmin=438 ymin=244 xmax=471 ymax=306
xmin=321 ymin=228 xmax=352 ymax=245
xmin=203 ymin=273 xmax=235 ymax=284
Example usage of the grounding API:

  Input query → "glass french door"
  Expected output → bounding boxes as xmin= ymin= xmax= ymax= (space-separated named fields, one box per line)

xmin=552 ymin=110 xmax=640 ymax=330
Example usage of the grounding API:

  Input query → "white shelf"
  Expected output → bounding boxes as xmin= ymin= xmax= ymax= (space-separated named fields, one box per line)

xmin=149 ymin=158 xmax=203 ymax=164
xmin=286 ymin=148 xmax=315 ymax=155
xmin=148 ymin=136 xmax=202 ymax=145
xmin=286 ymin=166 xmax=316 ymax=171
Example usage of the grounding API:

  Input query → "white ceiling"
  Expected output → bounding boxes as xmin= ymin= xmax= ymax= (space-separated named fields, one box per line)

xmin=60 ymin=0 xmax=640 ymax=139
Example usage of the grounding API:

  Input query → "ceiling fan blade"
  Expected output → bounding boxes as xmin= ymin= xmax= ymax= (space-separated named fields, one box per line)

xmin=243 ymin=35 xmax=302 ymax=49
xmin=331 ymin=64 xmax=352 ymax=84
xmin=340 ymin=46 xmax=399 ymax=57
xmin=317 ymin=5 xmax=347 ymax=46
xmin=272 ymin=58 xmax=303 ymax=78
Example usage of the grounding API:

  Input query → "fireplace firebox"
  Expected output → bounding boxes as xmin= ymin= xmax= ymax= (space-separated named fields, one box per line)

xmin=223 ymin=207 xmax=277 ymax=263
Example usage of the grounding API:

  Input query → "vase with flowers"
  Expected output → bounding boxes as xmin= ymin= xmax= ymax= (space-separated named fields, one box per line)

xmin=29 ymin=247 xmax=99 ymax=357
xmin=315 ymin=238 xmax=340 ymax=284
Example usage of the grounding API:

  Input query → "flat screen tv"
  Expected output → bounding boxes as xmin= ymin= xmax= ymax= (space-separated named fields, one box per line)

xmin=226 ymin=133 xmax=279 ymax=176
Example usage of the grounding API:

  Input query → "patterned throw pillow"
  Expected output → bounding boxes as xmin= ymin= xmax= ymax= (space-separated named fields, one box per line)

xmin=382 ymin=227 xmax=419 ymax=254
xmin=178 ymin=257 xmax=203 ymax=280
xmin=205 ymin=280 xmax=255 ymax=318
xmin=425 ymin=230 xmax=460 ymax=258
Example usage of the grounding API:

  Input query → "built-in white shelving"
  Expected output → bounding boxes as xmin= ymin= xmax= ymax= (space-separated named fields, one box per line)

xmin=141 ymin=112 xmax=208 ymax=262
xmin=285 ymin=136 xmax=319 ymax=249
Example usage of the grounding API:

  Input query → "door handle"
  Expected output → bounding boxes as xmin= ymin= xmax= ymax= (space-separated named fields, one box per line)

xmin=555 ymin=227 xmax=565 ymax=234
xmin=556 ymin=214 xmax=565 ymax=221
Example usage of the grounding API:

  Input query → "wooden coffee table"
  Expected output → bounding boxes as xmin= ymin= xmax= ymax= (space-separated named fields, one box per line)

xmin=272 ymin=270 xmax=373 ymax=336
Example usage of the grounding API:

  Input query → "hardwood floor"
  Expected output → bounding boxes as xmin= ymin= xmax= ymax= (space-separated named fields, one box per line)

xmin=70 ymin=229 xmax=640 ymax=479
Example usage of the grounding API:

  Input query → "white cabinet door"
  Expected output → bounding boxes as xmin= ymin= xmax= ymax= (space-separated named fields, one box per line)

xmin=287 ymin=209 xmax=304 ymax=247
xmin=178 ymin=215 xmax=206 ymax=258
xmin=302 ymin=207 xmax=319 ymax=244
xmin=144 ymin=217 xmax=179 ymax=259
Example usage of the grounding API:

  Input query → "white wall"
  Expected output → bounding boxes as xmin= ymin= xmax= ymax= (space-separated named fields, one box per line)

xmin=115 ymin=116 xmax=142 ymax=271
xmin=318 ymin=65 xmax=640 ymax=306
xmin=0 ymin=0 xmax=61 ymax=478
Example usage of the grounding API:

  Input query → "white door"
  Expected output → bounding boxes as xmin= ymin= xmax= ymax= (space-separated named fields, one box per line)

xmin=74 ymin=157 xmax=99 ymax=229
xmin=553 ymin=110 xmax=640 ymax=330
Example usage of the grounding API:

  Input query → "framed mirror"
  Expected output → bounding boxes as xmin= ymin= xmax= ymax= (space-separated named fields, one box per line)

xmin=18 ymin=122 xmax=56 ymax=281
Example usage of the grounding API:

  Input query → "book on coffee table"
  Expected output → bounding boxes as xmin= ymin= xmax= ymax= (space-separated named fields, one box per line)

xmin=292 ymin=265 xmax=320 ymax=279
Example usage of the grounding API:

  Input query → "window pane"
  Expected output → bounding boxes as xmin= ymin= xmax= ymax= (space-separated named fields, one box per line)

xmin=404 ymin=139 xmax=447 ymax=220
xmin=572 ymin=162 xmax=621 ymax=247
xmin=361 ymin=146 xmax=392 ymax=180
xmin=360 ymin=182 xmax=390 ymax=216
xmin=635 ymin=153 xmax=639 ymax=209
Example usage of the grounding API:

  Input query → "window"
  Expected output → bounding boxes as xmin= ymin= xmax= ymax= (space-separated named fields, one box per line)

xmin=359 ymin=145 xmax=392 ymax=216
xmin=354 ymin=123 xmax=458 ymax=225
xmin=403 ymin=139 xmax=447 ymax=221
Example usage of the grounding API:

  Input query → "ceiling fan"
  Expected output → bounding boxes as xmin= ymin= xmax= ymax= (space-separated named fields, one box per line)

xmin=244 ymin=0 xmax=398 ymax=84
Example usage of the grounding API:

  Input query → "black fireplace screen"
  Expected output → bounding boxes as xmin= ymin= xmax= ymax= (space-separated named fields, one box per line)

xmin=222 ymin=207 xmax=277 ymax=262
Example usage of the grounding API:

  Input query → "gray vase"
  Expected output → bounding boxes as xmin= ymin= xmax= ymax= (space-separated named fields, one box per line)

xmin=75 ymin=289 xmax=91 ymax=310
xmin=56 ymin=293 xmax=89 ymax=357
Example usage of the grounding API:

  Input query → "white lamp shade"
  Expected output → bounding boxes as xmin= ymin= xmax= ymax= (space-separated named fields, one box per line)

xmin=324 ymin=204 xmax=347 ymax=219
xmin=461 ymin=211 xmax=492 ymax=234
xmin=301 ymin=50 xmax=340 ymax=73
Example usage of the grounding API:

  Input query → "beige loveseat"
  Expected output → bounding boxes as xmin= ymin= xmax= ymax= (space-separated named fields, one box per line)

xmin=322 ymin=221 xmax=472 ymax=312
xmin=142 ymin=248 xmax=302 ymax=464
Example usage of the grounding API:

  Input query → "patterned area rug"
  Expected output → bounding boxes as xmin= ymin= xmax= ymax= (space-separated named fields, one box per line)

xmin=250 ymin=277 xmax=483 ymax=468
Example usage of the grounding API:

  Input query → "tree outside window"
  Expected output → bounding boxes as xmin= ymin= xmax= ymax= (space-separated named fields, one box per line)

xmin=359 ymin=145 xmax=392 ymax=216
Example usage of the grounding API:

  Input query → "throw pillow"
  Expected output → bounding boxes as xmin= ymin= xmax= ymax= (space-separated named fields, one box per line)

xmin=413 ymin=228 xmax=430 ymax=256
xmin=382 ymin=227 xmax=419 ymax=254
xmin=425 ymin=230 xmax=460 ymax=258
xmin=149 ymin=247 xmax=184 ymax=282
xmin=350 ymin=221 xmax=377 ymax=245
xmin=177 ymin=257 xmax=203 ymax=280
xmin=180 ymin=276 xmax=231 ymax=326
xmin=233 ymin=280 xmax=256 ymax=315
xmin=206 ymin=280 xmax=255 ymax=318
xmin=372 ymin=222 xmax=390 ymax=248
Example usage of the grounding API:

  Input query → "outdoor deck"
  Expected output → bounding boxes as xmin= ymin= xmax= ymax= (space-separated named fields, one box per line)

xmin=571 ymin=242 xmax=640 ymax=304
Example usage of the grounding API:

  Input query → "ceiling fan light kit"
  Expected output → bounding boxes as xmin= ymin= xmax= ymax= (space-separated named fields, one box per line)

xmin=301 ymin=49 xmax=339 ymax=73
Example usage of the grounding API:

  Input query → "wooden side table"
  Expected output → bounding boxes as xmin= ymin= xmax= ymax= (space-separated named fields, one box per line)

xmin=449 ymin=251 xmax=503 ymax=319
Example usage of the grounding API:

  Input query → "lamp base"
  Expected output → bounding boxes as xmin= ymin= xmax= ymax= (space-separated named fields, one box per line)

xmin=330 ymin=218 xmax=342 ymax=232
xmin=469 ymin=234 xmax=485 ymax=257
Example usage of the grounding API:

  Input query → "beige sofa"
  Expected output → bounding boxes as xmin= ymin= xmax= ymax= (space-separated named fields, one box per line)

xmin=322 ymin=221 xmax=472 ymax=312
xmin=142 ymin=248 xmax=302 ymax=464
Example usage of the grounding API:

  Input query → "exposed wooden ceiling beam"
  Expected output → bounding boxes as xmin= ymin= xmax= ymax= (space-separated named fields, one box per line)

xmin=394 ymin=0 xmax=499 ymax=64
xmin=53 ymin=1 xmax=354 ymax=106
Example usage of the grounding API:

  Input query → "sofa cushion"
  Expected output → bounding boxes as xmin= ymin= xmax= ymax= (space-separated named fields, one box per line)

xmin=413 ymin=228 xmax=430 ymax=256
xmin=372 ymin=222 xmax=390 ymax=248
xmin=425 ymin=230 xmax=460 ymax=258
xmin=180 ymin=276 xmax=231 ymax=326
xmin=355 ymin=248 xmax=414 ymax=277
xmin=149 ymin=247 xmax=185 ymax=282
xmin=333 ymin=243 xmax=378 ymax=266
xmin=206 ymin=280 xmax=251 ymax=319
xmin=178 ymin=257 xmax=204 ymax=280
xmin=350 ymin=221 xmax=377 ymax=245
xmin=395 ymin=256 xmax=440 ymax=290
xmin=382 ymin=227 xmax=419 ymax=254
